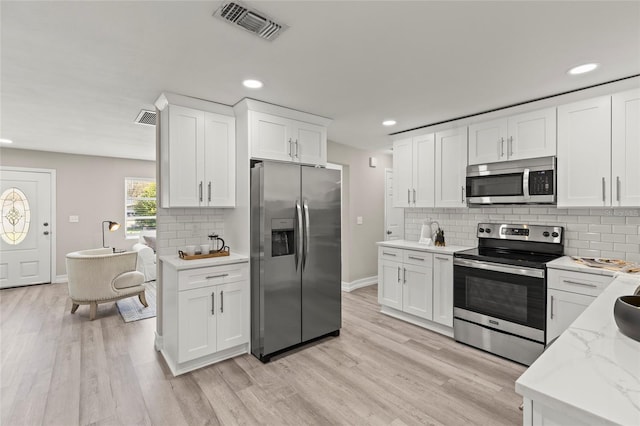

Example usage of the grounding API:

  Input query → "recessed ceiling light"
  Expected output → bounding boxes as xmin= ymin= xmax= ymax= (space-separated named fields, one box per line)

xmin=0 ymin=138 xmax=13 ymax=144
xmin=243 ymin=79 xmax=263 ymax=89
xmin=567 ymin=63 xmax=599 ymax=75
xmin=382 ymin=120 xmax=397 ymax=126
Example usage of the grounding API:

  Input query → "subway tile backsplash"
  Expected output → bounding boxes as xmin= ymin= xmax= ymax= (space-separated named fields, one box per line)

xmin=405 ymin=207 xmax=640 ymax=263
xmin=156 ymin=207 xmax=225 ymax=257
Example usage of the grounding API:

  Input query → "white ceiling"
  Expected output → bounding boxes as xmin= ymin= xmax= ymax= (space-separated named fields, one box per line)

xmin=2 ymin=1 xmax=639 ymax=161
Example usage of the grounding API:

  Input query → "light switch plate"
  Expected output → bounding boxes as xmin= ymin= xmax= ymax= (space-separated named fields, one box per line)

xmin=357 ymin=216 xmax=363 ymax=225
xmin=69 ymin=215 xmax=79 ymax=223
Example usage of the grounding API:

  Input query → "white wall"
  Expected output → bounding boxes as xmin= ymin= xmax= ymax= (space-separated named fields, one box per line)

xmin=405 ymin=206 xmax=640 ymax=263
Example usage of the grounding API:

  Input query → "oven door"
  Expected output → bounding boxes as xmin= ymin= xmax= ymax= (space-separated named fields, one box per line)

xmin=453 ymin=258 xmax=545 ymax=341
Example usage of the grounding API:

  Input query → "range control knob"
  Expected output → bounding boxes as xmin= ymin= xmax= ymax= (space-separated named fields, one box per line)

xmin=485 ymin=228 xmax=492 ymax=234
xmin=543 ymin=231 xmax=550 ymax=237
xmin=551 ymin=232 xmax=559 ymax=238
xmin=478 ymin=228 xmax=485 ymax=233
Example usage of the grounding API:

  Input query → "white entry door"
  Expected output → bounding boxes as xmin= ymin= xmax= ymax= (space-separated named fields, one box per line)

xmin=384 ymin=169 xmax=404 ymax=240
xmin=0 ymin=169 xmax=52 ymax=288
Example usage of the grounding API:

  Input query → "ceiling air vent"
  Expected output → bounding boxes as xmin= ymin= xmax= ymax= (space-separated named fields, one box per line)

xmin=213 ymin=1 xmax=287 ymax=41
xmin=134 ymin=110 xmax=156 ymax=126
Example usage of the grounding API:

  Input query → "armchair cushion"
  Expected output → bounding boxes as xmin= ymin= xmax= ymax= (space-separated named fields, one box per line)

xmin=132 ymin=243 xmax=156 ymax=282
xmin=113 ymin=270 xmax=146 ymax=290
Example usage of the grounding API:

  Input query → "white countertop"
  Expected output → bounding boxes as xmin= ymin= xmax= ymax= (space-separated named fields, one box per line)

xmin=160 ymin=253 xmax=249 ymax=270
xmin=547 ymin=256 xmax=618 ymax=276
xmin=516 ymin=273 xmax=640 ymax=425
xmin=376 ymin=239 xmax=473 ymax=255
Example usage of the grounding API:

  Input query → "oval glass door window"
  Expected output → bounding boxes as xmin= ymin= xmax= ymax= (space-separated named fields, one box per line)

xmin=1 ymin=187 xmax=31 ymax=245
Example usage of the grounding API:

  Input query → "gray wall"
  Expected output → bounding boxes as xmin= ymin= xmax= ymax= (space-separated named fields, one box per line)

xmin=0 ymin=148 xmax=156 ymax=277
xmin=327 ymin=141 xmax=392 ymax=282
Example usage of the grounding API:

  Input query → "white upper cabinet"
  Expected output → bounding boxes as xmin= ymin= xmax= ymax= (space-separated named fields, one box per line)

xmin=612 ymin=88 xmax=640 ymax=206
xmin=392 ymin=133 xmax=435 ymax=208
xmin=435 ymin=127 xmax=468 ymax=208
xmin=156 ymin=93 xmax=236 ymax=208
xmin=236 ymin=99 xmax=331 ymax=166
xmin=557 ymin=96 xmax=612 ymax=207
xmin=468 ymin=107 xmax=556 ymax=165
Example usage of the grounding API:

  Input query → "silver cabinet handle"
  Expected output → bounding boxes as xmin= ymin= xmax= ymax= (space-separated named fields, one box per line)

xmin=206 ymin=273 xmax=229 ymax=279
xmin=288 ymin=138 xmax=293 ymax=158
xmin=199 ymin=182 xmax=203 ymax=202
xmin=303 ymin=200 xmax=310 ymax=270
xmin=220 ymin=290 xmax=224 ymax=313
xmin=435 ymin=256 xmax=449 ymax=261
xmin=562 ymin=279 xmax=598 ymax=288
xmin=208 ymin=182 xmax=212 ymax=202
xmin=413 ymin=189 xmax=416 ymax=204
xmin=407 ymin=189 xmax=410 ymax=204
xmin=508 ymin=136 xmax=513 ymax=157
xmin=602 ymin=177 xmax=606 ymax=203
xmin=295 ymin=139 xmax=299 ymax=158
xmin=461 ymin=186 xmax=465 ymax=203
xmin=550 ymin=295 xmax=554 ymax=320
xmin=408 ymin=256 xmax=424 ymax=261
xmin=500 ymin=137 xmax=505 ymax=157
xmin=616 ymin=176 xmax=621 ymax=202
xmin=382 ymin=251 xmax=397 ymax=257
xmin=211 ymin=292 xmax=215 ymax=315
xmin=403 ymin=268 xmax=407 ymax=283
xmin=397 ymin=266 xmax=401 ymax=282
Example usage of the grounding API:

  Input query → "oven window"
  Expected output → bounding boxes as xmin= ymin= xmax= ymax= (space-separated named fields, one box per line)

xmin=467 ymin=173 xmax=523 ymax=197
xmin=466 ymin=276 xmax=527 ymax=323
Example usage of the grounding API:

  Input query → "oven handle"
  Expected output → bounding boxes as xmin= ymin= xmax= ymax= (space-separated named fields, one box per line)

xmin=453 ymin=258 xmax=544 ymax=278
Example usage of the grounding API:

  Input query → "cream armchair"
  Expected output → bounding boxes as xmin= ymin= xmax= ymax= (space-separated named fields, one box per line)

xmin=66 ymin=248 xmax=147 ymax=320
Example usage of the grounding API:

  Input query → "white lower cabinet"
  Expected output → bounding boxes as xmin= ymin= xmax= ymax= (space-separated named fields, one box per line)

xmin=161 ymin=259 xmax=249 ymax=375
xmin=546 ymin=268 xmax=613 ymax=344
xmin=378 ymin=248 xmax=453 ymax=335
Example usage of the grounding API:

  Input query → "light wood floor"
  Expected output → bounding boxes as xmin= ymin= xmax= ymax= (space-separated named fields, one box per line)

xmin=1 ymin=282 xmax=526 ymax=426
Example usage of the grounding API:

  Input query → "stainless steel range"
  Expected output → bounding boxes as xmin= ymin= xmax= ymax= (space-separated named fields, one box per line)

xmin=453 ymin=223 xmax=564 ymax=366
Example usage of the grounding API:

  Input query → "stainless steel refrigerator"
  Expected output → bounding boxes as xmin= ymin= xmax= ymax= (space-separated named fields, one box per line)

xmin=250 ymin=161 xmax=341 ymax=362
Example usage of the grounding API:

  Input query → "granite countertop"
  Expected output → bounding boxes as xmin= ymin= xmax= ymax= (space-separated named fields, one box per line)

xmin=376 ymin=239 xmax=473 ymax=255
xmin=160 ymin=252 xmax=249 ymax=270
xmin=547 ymin=256 xmax=618 ymax=276
xmin=515 ymin=273 xmax=640 ymax=425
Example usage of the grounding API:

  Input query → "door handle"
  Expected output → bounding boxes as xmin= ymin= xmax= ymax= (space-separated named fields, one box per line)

xmin=288 ymin=138 xmax=293 ymax=158
xmin=206 ymin=273 xmax=228 ymax=279
xmin=383 ymin=251 xmax=396 ymax=256
xmin=461 ymin=186 xmax=465 ymax=203
xmin=199 ymin=182 xmax=203 ymax=202
xmin=550 ymin=295 xmax=554 ymax=320
xmin=211 ymin=292 xmax=215 ymax=315
xmin=408 ymin=256 xmax=424 ymax=261
xmin=295 ymin=200 xmax=303 ymax=271
xmin=413 ymin=189 xmax=416 ymax=204
xmin=208 ymin=182 xmax=212 ymax=202
xmin=397 ymin=266 xmax=400 ymax=282
xmin=500 ymin=137 xmax=505 ymax=157
xmin=616 ymin=176 xmax=621 ymax=202
xmin=602 ymin=177 xmax=606 ymax=203
xmin=303 ymin=200 xmax=310 ymax=270
xmin=295 ymin=139 xmax=299 ymax=159
xmin=562 ymin=279 xmax=597 ymax=288
xmin=220 ymin=290 xmax=224 ymax=313
xmin=403 ymin=268 xmax=407 ymax=283
xmin=407 ymin=189 xmax=410 ymax=204
xmin=508 ymin=136 xmax=513 ymax=157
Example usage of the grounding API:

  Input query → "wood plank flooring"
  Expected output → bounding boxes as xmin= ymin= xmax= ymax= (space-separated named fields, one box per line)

xmin=0 ymin=282 xmax=526 ymax=425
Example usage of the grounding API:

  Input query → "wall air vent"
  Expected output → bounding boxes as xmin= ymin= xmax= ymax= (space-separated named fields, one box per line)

xmin=213 ymin=1 xmax=287 ymax=41
xmin=134 ymin=110 xmax=156 ymax=126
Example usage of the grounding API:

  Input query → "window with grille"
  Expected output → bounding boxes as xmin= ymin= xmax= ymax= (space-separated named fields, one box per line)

xmin=125 ymin=178 xmax=156 ymax=238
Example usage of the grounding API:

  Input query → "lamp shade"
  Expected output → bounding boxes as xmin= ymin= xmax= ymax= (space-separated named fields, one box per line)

xmin=102 ymin=220 xmax=120 ymax=248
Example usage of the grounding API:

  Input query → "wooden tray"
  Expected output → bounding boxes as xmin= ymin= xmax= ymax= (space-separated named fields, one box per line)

xmin=178 ymin=247 xmax=230 ymax=260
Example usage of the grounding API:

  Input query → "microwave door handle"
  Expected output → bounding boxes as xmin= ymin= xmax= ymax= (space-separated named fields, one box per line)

xmin=523 ymin=169 xmax=530 ymax=199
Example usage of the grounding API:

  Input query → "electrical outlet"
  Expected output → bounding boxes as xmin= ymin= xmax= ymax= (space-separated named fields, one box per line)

xmin=69 ymin=215 xmax=79 ymax=223
xmin=357 ymin=216 xmax=363 ymax=225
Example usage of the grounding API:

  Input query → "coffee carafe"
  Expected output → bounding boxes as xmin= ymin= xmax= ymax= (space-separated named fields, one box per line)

xmin=208 ymin=233 xmax=226 ymax=252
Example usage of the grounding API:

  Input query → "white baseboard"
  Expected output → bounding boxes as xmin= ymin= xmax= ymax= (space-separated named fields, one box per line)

xmin=53 ymin=274 xmax=68 ymax=284
xmin=341 ymin=275 xmax=377 ymax=292
xmin=154 ymin=332 xmax=163 ymax=351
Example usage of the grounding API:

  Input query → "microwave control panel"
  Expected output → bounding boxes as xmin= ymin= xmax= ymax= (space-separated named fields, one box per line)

xmin=529 ymin=170 xmax=554 ymax=195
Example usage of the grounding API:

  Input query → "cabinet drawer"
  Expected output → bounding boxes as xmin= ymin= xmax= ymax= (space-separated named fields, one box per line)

xmin=379 ymin=247 xmax=403 ymax=260
xmin=547 ymin=268 xmax=613 ymax=297
xmin=403 ymin=250 xmax=432 ymax=267
xmin=178 ymin=262 xmax=248 ymax=292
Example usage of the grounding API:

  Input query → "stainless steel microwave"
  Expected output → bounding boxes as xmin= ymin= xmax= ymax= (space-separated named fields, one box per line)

xmin=466 ymin=156 xmax=556 ymax=206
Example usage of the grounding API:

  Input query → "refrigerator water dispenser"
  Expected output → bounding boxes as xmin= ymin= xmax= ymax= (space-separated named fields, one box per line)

xmin=271 ymin=218 xmax=294 ymax=257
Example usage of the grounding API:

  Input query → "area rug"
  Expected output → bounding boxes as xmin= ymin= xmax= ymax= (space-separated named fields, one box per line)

xmin=116 ymin=281 xmax=156 ymax=322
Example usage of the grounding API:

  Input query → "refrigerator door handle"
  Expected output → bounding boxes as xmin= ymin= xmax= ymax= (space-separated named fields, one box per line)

xmin=303 ymin=200 xmax=310 ymax=270
xmin=296 ymin=200 xmax=303 ymax=271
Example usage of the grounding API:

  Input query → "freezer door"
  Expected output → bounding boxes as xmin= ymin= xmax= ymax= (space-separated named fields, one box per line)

xmin=301 ymin=166 xmax=342 ymax=341
xmin=259 ymin=162 xmax=303 ymax=356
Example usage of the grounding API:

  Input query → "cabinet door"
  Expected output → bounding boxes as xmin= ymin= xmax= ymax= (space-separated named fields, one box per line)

xmin=216 ymin=281 xmax=249 ymax=352
xmin=612 ymin=88 xmax=640 ymax=207
xmin=468 ymin=118 xmax=507 ymax=165
xmin=204 ymin=112 xmax=236 ymax=207
xmin=378 ymin=258 xmax=403 ymax=310
xmin=168 ymin=105 xmax=205 ymax=207
xmin=435 ymin=127 xmax=468 ymax=208
xmin=432 ymin=254 xmax=453 ymax=327
xmin=250 ymin=111 xmax=293 ymax=162
xmin=546 ymin=289 xmax=594 ymax=344
xmin=507 ymin=108 xmax=556 ymax=161
xmin=402 ymin=263 xmax=433 ymax=320
xmin=557 ymin=96 xmax=612 ymax=207
xmin=393 ymin=138 xmax=413 ymax=207
xmin=413 ymin=134 xmax=435 ymax=207
xmin=178 ymin=286 xmax=217 ymax=362
xmin=294 ymin=121 xmax=326 ymax=166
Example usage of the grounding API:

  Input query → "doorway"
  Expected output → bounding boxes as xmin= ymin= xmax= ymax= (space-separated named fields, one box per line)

xmin=0 ymin=167 xmax=55 ymax=288
xmin=384 ymin=168 xmax=404 ymax=241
